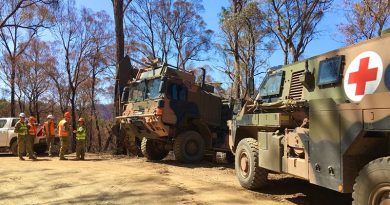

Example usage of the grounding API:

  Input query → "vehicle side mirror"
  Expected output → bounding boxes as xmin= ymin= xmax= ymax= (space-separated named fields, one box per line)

xmin=248 ymin=76 xmax=255 ymax=96
xmin=159 ymin=77 xmax=167 ymax=93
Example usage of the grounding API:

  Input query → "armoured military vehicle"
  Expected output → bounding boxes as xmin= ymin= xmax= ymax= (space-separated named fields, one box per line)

xmin=116 ymin=59 xmax=232 ymax=163
xmin=228 ymin=30 xmax=390 ymax=205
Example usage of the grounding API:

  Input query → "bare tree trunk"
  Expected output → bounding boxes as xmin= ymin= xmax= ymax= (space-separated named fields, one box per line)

xmin=35 ymin=100 xmax=40 ymax=123
xmin=88 ymin=107 xmax=93 ymax=152
xmin=284 ymin=44 xmax=289 ymax=65
xmin=10 ymin=61 xmax=16 ymax=117
xmin=91 ymin=71 xmax=102 ymax=151
xmin=232 ymin=0 xmax=241 ymax=100
xmin=112 ymin=0 xmax=125 ymax=117
xmin=94 ymin=111 xmax=102 ymax=151
xmin=104 ymin=125 xmax=114 ymax=151
xmin=112 ymin=0 xmax=130 ymax=155
xmin=70 ymin=91 xmax=77 ymax=152
xmin=17 ymin=96 xmax=24 ymax=113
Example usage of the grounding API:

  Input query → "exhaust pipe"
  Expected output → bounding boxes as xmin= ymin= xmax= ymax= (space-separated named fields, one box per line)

xmin=200 ymin=67 xmax=206 ymax=89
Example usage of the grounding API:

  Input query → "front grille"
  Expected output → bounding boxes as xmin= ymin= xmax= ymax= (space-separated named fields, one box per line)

xmin=289 ymin=70 xmax=304 ymax=100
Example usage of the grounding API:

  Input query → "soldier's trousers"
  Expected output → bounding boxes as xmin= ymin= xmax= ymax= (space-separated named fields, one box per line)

xmin=46 ymin=136 xmax=54 ymax=155
xmin=59 ymin=137 xmax=69 ymax=158
xmin=76 ymin=140 xmax=85 ymax=159
xmin=17 ymin=135 xmax=26 ymax=158
xmin=25 ymin=135 xmax=34 ymax=158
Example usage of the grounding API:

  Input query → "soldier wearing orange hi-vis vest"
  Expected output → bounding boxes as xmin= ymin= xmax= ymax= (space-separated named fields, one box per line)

xmin=58 ymin=112 xmax=71 ymax=160
xmin=43 ymin=114 xmax=56 ymax=157
xmin=26 ymin=116 xmax=37 ymax=160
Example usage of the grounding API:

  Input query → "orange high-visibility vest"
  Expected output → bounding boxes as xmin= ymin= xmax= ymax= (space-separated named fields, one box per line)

xmin=58 ymin=119 xmax=69 ymax=137
xmin=44 ymin=121 xmax=56 ymax=136
xmin=28 ymin=123 xmax=37 ymax=136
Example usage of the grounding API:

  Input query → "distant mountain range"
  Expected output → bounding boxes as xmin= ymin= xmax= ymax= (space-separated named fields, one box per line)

xmin=96 ymin=104 xmax=114 ymax=120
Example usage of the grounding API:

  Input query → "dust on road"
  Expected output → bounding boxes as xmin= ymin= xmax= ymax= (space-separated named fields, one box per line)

xmin=0 ymin=153 xmax=351 ymax=205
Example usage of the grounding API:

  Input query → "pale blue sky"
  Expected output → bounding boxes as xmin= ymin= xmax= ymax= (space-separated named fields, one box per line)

xmin=75 ymin=0 xmax=347 ymax=85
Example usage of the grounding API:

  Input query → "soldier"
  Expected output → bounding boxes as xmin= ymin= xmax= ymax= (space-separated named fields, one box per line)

xmin=26 ymin=116 xmax=37 ymax=160
xmin=73 ymin=118 xmax=86 ymax=160
xmin=58 ymin=112 xmax=71 ymax=160
xmin=43 ymin=114 xmax=56 ymax=157
xmin=14 ymin=113 xmax=28 ymax=160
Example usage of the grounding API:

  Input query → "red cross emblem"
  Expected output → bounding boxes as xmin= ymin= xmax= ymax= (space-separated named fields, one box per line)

xmin=348 ymin=57 xmax=378 ymax=96
xmin=344 ymin=51 xmax=383 ymax=102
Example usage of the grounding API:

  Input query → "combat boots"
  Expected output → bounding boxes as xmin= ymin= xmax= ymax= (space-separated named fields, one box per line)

xmin=29 ymin=156 xmax=37 ymax=160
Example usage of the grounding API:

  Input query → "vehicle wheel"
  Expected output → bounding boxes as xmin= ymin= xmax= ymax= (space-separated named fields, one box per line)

xmin=141 ymin=137 xmax=169 ymax=160
xmin=174 ymin=131 xmax=205 ymax=163
xmin=135 ymin=137 xmax=144 ymax=157
xmin=51 ymin=139 xmax=60 ymax=154
xmin=10 ymin=141 xmax=18 ymax=156
xmin=34 ymin=145 xmax=47 ymax=155
xmin=352 ymin=157 xmax=390 ymax=205
xmin=235 ymin=138 xmax=268 ymax=190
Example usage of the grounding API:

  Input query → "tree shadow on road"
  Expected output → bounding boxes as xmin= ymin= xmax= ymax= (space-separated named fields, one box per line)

xmin=148 ymin=158 xmax=235 ymax=170
xmin=253 ymin=175 xmax=352 ymax=205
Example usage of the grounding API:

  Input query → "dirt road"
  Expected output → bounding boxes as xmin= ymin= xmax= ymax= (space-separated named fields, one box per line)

xmin=0 ymin=153 xmax=352 ymax=205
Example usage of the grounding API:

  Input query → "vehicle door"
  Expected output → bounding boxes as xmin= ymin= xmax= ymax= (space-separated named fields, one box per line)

xmin=8 ymin=119 xmax=19 ymax=144
xmin=164 ymin=82 xmax=198 ymax=126
xmin=0 ymin=119 xmax=9 ymax=146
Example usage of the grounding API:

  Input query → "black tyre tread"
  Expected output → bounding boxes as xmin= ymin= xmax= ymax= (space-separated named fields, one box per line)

xmin=236 ymin=138 xmax=268 ymax=190
xmin=141 ymin=138 xmax=168 ymax=160
xmin=10 ymin=141 xmax=17 ymax=156
xmin=352 ymin=156 xmax=390 ymax=205
xmin=51 ymin=141 xmax=60 ymax=154
xmin=173 ymin=133 xmax=188 ymax=162
xmin=173 ymin=131 xmax=204 ymax=163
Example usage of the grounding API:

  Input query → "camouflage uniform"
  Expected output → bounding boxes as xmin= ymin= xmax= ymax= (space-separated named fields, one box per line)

xmin=75 ymin=125 xmax=86 ymax=160
xmin=14 ymin=120 xmax=28 ymax=159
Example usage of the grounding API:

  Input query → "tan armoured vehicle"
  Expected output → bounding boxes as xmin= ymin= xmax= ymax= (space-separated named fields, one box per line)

xmin=116 ymin=60 xmax=232 ymax=163
xmin=228 ymin=29 xmax=390 ymax=205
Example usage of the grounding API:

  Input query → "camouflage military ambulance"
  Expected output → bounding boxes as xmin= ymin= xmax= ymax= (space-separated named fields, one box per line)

xmin=229 ymin=29 xmax=390 ymax=205
xmin=116 ymin=61 xmax=232 ymax=163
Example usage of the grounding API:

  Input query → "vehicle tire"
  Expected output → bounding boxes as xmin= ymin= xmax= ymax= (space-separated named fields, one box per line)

xmin=174 ymin=131 xmax=205 ymax=163
xmin=141 ymin=137 xmax=169 ymax=160
xmin=10 ymin=141 xmax=18 ymax=156
xmin=235 ymin=138 xmax=268 ymax=190
xmin=51 ymin=139 xmax=60 ymax=155
xmin=135 ymin=137 xmax=144 ymax=157
xmin=352 ymin=157 xmax=390 ymax=205
xmin=34 ymin=145 xmax=47 ymax=155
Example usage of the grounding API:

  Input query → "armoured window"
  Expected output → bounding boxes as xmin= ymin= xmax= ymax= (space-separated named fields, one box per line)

xmin=318 ymin=56 xmax=343 ymax=86
xmin=146 ymin=79 xmax=162 ymax=99
xmin=0 ymin=120 xmax=7 ymax=128
xmin=169 ymin=84 xmax=187 ymax=101
xmin=128 ymin=81 xmax=146 ymax=102
xmin=259 ymin=72 xmax=284 ymax=97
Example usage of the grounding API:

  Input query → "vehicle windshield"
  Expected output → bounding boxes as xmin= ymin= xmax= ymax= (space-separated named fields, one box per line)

xmin=146 ymin=78 xmax=161 ymax=99
xmin=258 ymin=72 xmax=283 ymax=97
xmin=127 ymin=78 xmax=162 ymax=102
